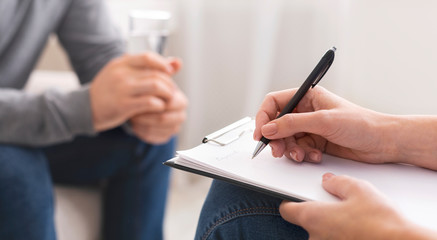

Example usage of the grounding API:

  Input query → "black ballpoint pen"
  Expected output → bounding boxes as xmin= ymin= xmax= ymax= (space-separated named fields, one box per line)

xmin=252 ymin=46 xmax=336 ymax=159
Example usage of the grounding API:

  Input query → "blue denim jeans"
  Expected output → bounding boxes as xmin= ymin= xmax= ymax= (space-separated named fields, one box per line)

xmin=0 ymin=128 xmax=173 ymax=240
xmin=195 ymin=180 xmax=309 ymax=240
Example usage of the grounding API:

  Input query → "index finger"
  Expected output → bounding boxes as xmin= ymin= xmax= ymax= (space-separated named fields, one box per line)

xmin=124 ymin=52 xmax=172 ymax=73
xmin=134 ymin=70 xmax=176 ymax=91
xmin=129 ymin=80 xmax=174 ymax=101
xmin=166 ymin=89 xmax=188 ymax=111
xmin=254 ymin=88 xmax=299 ymax=140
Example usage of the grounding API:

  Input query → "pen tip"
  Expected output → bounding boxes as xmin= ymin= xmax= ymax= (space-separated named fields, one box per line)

xmin=252 ymin=141 xmax=267 ymax=160
xmin=331 ymin=46 xmax=337 ymax=52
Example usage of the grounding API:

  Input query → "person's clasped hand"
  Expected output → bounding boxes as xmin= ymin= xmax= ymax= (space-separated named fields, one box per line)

xmin=90 ymin=52 xmax=187 ymax=144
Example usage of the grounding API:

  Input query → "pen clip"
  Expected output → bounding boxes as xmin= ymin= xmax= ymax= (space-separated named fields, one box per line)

xmin=312 ymin=47 xmax=336 ymax=88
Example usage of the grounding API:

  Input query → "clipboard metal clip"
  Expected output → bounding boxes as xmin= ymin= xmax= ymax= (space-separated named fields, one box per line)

xmin=202 ymin=117 xmax=253 ymax=146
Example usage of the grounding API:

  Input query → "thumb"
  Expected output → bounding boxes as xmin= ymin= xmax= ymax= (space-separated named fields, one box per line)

xmin=279 ymin=200 xmax=312 ymax=226
xmin=261 ymin=111 xmax=328 ymax=139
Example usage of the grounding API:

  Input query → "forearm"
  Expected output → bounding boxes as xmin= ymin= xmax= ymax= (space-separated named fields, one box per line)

xmin=382 ymin=114 xmax=437 ymax=170
xmin=0 ymin=87 xmax=96 ymax=147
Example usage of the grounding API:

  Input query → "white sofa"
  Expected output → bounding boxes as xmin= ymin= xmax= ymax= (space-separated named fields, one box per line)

xmin=54 ymin=186 xmax=101 ymax=240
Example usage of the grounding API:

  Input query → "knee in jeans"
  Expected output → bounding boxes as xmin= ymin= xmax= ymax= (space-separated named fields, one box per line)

xmin=136 ymin=138 xmax=176 ymax=170
xmin=0 ymin=144 xmax=46 ymax=177
xmin=0 ymin=144 xmax=53 ymax=207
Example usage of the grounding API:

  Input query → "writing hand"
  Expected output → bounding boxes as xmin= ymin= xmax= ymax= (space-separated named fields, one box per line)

xmin=253 ymin=86 xmax=393 ymax=163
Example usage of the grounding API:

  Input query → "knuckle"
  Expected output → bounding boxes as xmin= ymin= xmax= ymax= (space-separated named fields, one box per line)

xmin=143 ymin=70 xmax=158 ymax=79
xmin=315 ymin=110 xmax=334 ymax=133
xmin=283 ymin=114 xmax=295 ymax=127
xmin=313 ymin=85 xmax=326 ymax=94
xmin=266 ymin=90 xmax=284 ymax=100
xmin=143 ymin=51 xmax=156 ymax=59
xmin=142 ymin=52 xmax=160 ymax=65
xmin=157 ymin=113 xmax=168 ymax=123
xmin=316 ymin=109 xmax=329 ymax=121
xmin=255 ymin=111 xmax=266 ymax=122
xmin=140 ymin=53 xmax=151 ymax=63
xmin=149 ymin=71 xmax=166 ymax=79
xmin=124 ymin=79 xmax=136 ymax=89
xmin=119 ymin=98 xmax=131 ymax=110
xmin=148 ymin=80 xmax=160 ymax=92
xmin=144 ymin=97 xmax=156 ymax=106
xmin=264 ymin=92 xmax=276 ymax=102
xmin=112 ymin=68 xmax=127 ymax=81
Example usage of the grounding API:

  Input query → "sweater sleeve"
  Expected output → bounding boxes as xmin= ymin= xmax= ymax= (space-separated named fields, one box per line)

xmin=0 ymin=0 xmax=126 ymax=147
xmin=56 ymin=0 xmax=125 ymax=84
xmin=0 ymin=86 xmax=96 ymax=147
xmin=56 ymin=0 xmax=137 ymax=137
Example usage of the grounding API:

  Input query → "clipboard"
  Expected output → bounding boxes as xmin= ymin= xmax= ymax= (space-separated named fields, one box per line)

xmin=165 ymin=117 xmax=301 ymax=200
xmin=164 ymin=117 xmax=437 ymax=230
xmin=166 ymin=117 xmax=303 ymax=201
xmin=165 ymin=157 xmax=303 ymax=202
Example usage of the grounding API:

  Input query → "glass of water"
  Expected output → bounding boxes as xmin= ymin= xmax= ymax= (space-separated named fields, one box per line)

xmin=128 ymin=10 xmax=171 ymax=55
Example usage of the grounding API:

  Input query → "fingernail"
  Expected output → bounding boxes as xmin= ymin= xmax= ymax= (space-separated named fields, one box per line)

xmin=272 ymin=147 xmax=280 ymax=158
xmin=262 ymin=123 xmax=278 ymax=136
xmin=309 ymin=152 xmax=320 ymax=162
xmin=323 ymin=173 xmax=334 ymax=181
xmin=290 ymin=151 xmax=298 ymax=161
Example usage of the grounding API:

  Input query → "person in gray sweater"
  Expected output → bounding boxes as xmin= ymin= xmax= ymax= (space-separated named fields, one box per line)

xmin=0 ymin=1 xmax=187 ymax=240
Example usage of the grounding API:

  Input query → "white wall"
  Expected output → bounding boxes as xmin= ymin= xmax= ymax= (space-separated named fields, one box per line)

xmin=336 ymin=0 xmax=437 ymax=115
xmin=164 ymin=0 xmax=437 ymax=148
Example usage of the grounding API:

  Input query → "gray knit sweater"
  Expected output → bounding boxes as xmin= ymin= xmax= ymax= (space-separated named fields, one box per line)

xmin=0 ymin=0 xmax=124 ymax=146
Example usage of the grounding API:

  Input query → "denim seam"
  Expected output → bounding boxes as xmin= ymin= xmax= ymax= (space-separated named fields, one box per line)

xmin=201 ymin=207 xmax=280 ymax=240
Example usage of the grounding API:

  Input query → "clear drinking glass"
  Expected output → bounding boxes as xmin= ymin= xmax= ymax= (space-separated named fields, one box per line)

xmin=128 ymin=10 xmax=172 ymax=55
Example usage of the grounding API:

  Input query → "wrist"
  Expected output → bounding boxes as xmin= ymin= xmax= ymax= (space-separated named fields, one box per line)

xmin=377 ymin=114 xmax=419 ymax=164
xmin=370 ymin=112 xmax=401 ymax=163
xmin=393 ymin=222 xmax=437 ymax=240
xmin=380 ymin=114 xmax=437 ymax=169
xmin=89 ymin=83 xmax=114 ymax=132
